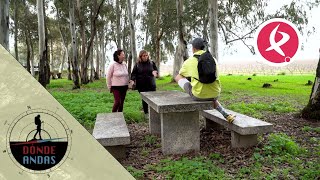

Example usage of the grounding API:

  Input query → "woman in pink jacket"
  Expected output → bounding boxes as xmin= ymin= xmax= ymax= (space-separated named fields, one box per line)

xmin=106 ymin=49 xmax=129 ymax=112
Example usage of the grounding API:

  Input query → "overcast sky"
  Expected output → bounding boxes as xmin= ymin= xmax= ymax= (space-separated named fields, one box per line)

xmin=219 ymin=0 xmax=320 ymax=64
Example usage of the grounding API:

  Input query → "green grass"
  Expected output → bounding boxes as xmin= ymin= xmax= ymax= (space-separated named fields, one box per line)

xmin=156 ymin=157 xmax=227 ymax=179
xmin=245 ymin=133 xmax=320 ymax=179
xmin=48 ymin=78 xmax=145 ymax=129
xmin=47 ymin=75 xmax=313 ymax=129
xmin=47 ymin=75 xmax=318 ymax=179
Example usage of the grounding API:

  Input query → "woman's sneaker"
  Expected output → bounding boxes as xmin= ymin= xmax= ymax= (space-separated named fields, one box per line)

xmin=225 ymin=114 xmax=236 ymax=123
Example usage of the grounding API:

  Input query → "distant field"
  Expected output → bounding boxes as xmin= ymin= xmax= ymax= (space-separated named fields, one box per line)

xmin=48 ymin=74 xmax=314 ymax=128
xmin=160 ymin=58 xmax=318 ymax=76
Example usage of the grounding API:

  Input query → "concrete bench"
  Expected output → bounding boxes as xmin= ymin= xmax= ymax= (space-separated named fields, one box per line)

xmin=92 ymin=112 xmax=130 ymax=159
xmin=200 ymin=109 xmax=273 ymax=148
xmin=140 ymin=91 xmax=212 ymax=155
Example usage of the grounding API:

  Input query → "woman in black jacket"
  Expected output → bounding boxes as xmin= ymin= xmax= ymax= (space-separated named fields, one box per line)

xmin=130 ymin=50 xmax=158 ymax=115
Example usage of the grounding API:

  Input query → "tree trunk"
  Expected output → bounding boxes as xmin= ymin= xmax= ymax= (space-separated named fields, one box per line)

xmin=58 ymin=48 xmax=65 ymax=79
xmin=24 ymin=0 xmax=34 ymax=76
xmin=203 ymin=11 xmax=209 ymax=42
xmin=37 ymin=0 xmax=48 ymax=88
xmin=56 ymin=7 xmax=68 ymax=79
xmin=101 ymin=27 xmax=106 ymax=78
xmin=90 ymin=43 xmax=94 ymax=82
xmin=126 ymin=0 xmax=137 ymax=76
xmin=14 ymin=0 xmax=19 ymax=61
xmin=155 ymin=0 xmax=162 ymax=74
xmin=25 ymin=31 xmax=31 ymax=73
xmin=30 ymin=37 xmax=35 ymax=76
xmin=94 ymin=33 xmax=100 ymax=80
xmin=208 ymin=0 xmax=218 ymax=60
xmin=172 ymin=0 xmax=188 ymax=81
xmin=76 ymin=0 xmax=88 ymax=85
xmin=302 ymin=50 xmax=320 ymax=120
xmin=50 ymin=38 xmax=55 ymax=79
xmin=0 ymin=0 xmax=9 ymax=50
xmin=67 ymin=49 xmax=72 ymax=80
xmin=44 ymin=3 xmax=50 ymax=85
xmin=80 ymin=0 xmax=105 ymax=84
xmin=69 ymin=0 xmax=80 ymax=89
xmin=116 ymin=0 xmax=121 ymax=49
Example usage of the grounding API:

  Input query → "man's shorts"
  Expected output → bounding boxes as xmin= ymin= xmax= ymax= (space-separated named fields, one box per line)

xmin=178 ymin=78 xmax=217 ymax=101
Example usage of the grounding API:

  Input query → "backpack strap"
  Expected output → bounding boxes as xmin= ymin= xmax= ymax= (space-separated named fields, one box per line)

xmin=194 ymin=54 xmax=201 ymax=60
xmin=193 ymin=54 xmax=201 ymax=81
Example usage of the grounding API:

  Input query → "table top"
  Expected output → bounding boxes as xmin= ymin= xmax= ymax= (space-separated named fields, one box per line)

xmin=140 ymin=91 xmax=213 ymax=113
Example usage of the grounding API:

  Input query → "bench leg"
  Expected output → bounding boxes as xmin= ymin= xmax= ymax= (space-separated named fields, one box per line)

xmin=161 ymin=111 xmax=200 ymax=155
xmin=205 ymin=118 xmax=224 ymax=130
xmin=231 ymin=131 xmax=258 ymax=148
xmin=149 ymin=106 xmax=161 ymax=135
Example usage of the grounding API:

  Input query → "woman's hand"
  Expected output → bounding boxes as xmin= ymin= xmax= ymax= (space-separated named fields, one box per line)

xmin=108 ymin=87 xmax=112 ymax=93
xmin=128 ymin=80 xmax=135 ymax=89
xmin=152 ymin=71 xmax=158 ymax=77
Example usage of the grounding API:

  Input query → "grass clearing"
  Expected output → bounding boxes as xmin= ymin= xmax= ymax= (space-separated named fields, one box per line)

xmin=47 ymin=74 xmax=319 ymax=179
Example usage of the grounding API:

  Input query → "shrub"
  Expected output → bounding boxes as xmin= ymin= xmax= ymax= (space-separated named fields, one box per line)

xmin=263 ymin=133 xmax=302 ymax=156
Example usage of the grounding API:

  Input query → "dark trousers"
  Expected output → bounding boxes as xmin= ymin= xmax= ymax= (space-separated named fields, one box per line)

xmin=138 ymin=88 xmax=156 ymax=114
xmin=142 ymin=100 xmax=148 ymax=114
xmin=112 ymin=86 xmax=128 ymax=112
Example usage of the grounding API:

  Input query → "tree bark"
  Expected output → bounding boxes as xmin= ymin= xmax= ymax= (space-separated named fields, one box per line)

xmin=58 ymin=47 xmax=65 ymax=79
xmin=116 ymin=0 xmax=121 ymax=49
xmin=90 ymin=43 xmax=94 ymax=82
xmin=37 ymin=0 xmax=48 ymax=88
xmin=100 ymin=26 xmax=106 ymax=78
xmin=69 ymin=0 xmax=80 ymax=89
xmin=154 ymin=0 xmax=162 ymax=74
xmin=80 ymin=0 xmax=105 ymax=84
xmin=24 ymin=0 xmax=34 ymax=76
xmin=126 ymin=0 xmax=137 ymax=76
xmin=44 ymin=3 xmax=50 ymax=85
xmin=172 ymin=0 xmax=188 ymax=80
xmin=208 ymin=0 xmax=218 ymax=60
xmin=67 ymin=49 xmax=72 ymax=80
xmin=50 ymin=38 xmax=55 ymax=79
xmin=25 ymin=31 xmax=31 ymax=73
xmin=14 ymin=0 xmax=19 ymax=61
xmin=302 ymin=50 xmax=320 ymax=120
xmin=76 ymin=0 xmax=87 ymax=85
xmin=0 ymin=0 xmax=9 ymax=50
xmin=94 ymin=32 xmax=100 ymax=80
xmin=30 ymin=36 xmax=35 ymax=76
xmin=203 ymin=11 xmax=209 ymax=42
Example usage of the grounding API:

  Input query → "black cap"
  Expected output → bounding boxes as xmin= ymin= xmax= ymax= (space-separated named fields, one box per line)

xmin=191 ymin=38 xmax=205 ymax=50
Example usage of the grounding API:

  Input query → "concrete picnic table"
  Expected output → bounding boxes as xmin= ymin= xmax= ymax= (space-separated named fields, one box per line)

xmin=140 ymin=91 xmax=213 ymax=155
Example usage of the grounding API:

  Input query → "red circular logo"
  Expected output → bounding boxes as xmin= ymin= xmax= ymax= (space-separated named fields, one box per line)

xmin=255 ymin=18 xmax=301 ymax=66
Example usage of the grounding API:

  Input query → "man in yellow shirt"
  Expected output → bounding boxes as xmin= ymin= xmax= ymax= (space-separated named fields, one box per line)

xmin=175 ymin=38 xmax=235 ymax=123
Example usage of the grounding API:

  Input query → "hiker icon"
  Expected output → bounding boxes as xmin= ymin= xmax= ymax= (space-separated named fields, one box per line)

xmin=33 ymin=115 xmax=43 ymax=140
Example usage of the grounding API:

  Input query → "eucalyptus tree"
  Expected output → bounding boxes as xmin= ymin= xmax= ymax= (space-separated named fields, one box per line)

xmin=142 ymin=0 xmax=177 ymax=73
xmin=126 ymin=0 xmax=138 ymax=76
xmin=37 ymin=0 xmax=50 ymax=87
xmin=0 ymin=0 xmax=9 ymax=50
xmin=302 ymin=50 xmax=320 ymax=120
xmin=54 ymin=0 xmax=70 ymax=79
xmin=172 ymin=0 xmax=188 ymax=79
xmin=208 ymin=0 xmax=218 ymax=59
xmin=76 ymin=0 xmax=105 ymax=85
xmin=13 ymin=0 xmax=19 ymax=61
xmin=69 ymin=0 xmax=81 ymax=89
